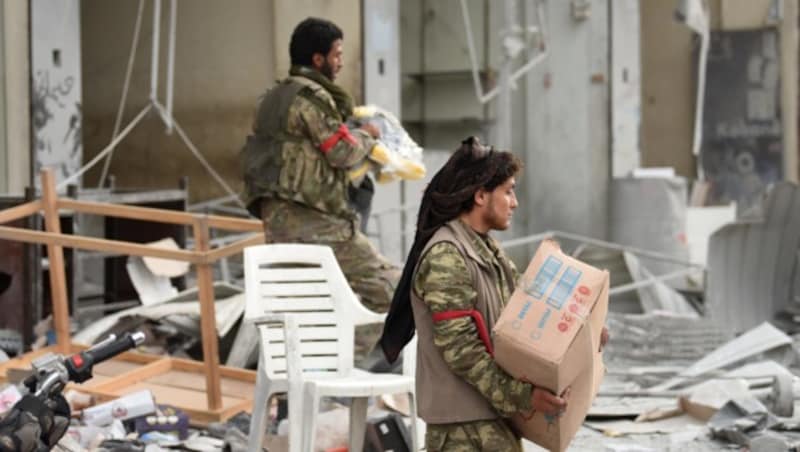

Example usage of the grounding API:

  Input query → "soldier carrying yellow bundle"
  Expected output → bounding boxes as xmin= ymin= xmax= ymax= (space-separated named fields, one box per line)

xmin=240 ymin=17 xmax=422 ymax=364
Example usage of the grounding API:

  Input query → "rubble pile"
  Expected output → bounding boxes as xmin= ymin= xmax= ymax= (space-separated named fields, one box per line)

xmin=585 ymin=315 xmax=800 ymax=451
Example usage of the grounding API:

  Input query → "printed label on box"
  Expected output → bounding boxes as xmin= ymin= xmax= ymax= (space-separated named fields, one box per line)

xmin=526 ymin=256 xmax=562 ymax=299
xmin=546 ymin=266 xmax=582 ymax=310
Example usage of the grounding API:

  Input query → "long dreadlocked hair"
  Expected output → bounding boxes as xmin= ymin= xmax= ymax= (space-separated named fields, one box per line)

xmin=380 ymin=136 xmax=523 ymax=362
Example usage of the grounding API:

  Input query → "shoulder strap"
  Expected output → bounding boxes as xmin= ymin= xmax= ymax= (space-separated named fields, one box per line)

xmin=288 ymin=76 xmax=341 ymax=121
xmin=253 ymin=80 xmax=312 ymax=142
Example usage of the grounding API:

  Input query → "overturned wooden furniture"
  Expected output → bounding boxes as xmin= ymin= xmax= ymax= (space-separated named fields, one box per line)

xmin=0 ymin=345 xmax=256 ymax=425
xmin=0 ymin=169 xmax=265 ymax=421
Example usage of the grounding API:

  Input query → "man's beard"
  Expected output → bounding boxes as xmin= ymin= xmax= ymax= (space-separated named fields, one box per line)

xmin=485 ymin=203 xmax=511 ymax=231
xmin=321 ymin=60 xmax=336 ymax=81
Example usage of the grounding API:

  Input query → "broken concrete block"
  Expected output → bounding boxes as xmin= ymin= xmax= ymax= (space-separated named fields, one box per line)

xmin=708 ymin=397 xmax=779 ymax=446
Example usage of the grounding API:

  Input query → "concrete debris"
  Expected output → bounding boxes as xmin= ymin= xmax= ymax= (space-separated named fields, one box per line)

xmin=586 ymin=414 xmax=706 ymax=436
xmin=707 ymin=397 xmax=779 ymax=446
xmin=53 ymin=408 xmax=253 ymax=452
xmin=622 ymin=252 xmax=698 ymax=316
xmin=679 ymin=379 xmax=752 ymax=421
xmin=140 ymin=238 xmax=192 ymax=279
xmin=649 ymin=322 xmax=792 ymax=391
xmin=224 ymin=319 xmax=258 ymax=368
xmin=749 ymin=432 xmax=800 ymax=452
xmin=586 ymin=309 xmax=800 ymax=451
xmin=126 ymin=256 xmax=179 ymax=307
xmin=605 ymin=312 xmax=729 ymax=370
xmin=74 ymin=282 xmax=243 ymax=345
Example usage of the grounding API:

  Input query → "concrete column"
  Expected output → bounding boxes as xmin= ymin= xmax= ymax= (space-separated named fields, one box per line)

xmin=522 ymin=0 xmax=610 ymax=241
xmin=3 ymin=0 xmax=31 ymax=195
xmin=780 ymin=0 xmax=798 ymax=182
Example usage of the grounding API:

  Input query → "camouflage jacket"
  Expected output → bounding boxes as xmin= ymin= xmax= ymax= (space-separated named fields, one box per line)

xmin=241 ymin=74 xmax=375 ymax=219
xmin=413 ymin=219 xmax=533 ymax=418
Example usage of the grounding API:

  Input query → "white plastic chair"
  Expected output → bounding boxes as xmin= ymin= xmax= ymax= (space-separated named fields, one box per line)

xmin=244 ymin=243 xmax=418 ymax=452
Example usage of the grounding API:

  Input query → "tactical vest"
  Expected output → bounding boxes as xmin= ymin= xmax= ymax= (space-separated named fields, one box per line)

xmin=411 ymin=219 xmax=511 ymax=424
xmin=241 ymin=76 xmax=354 ymax=220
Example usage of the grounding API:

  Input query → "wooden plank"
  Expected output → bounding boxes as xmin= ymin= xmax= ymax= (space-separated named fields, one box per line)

xmin=193 ymin=217 xmax=223 ymax=410
xmin=145 ymin=370 xmax=255 ymax=399
xmin=58 ymin=199 xmax=263 ymax=232
xmin=106 ymin=350 xmax=163 ymax=365
xmin=204 ymin=233 xmax=264 ymax=263
xmin=91 ymin=359 xmax=145 ymax=378
xmin=219 ymin=377 xmax=257 ymax=400
xmin=41 ymin=169 xmax=71 ymax=352
xmin=89 ymin=358 xmax=173 ymax=392
xmin=0 ymin=226 xmax=203 ymax=263
xmin=203 ymin=215 xmax=263 ymax=233
xmin=170 ymin=358 xmax=257 ymax=382
xmin=0 ymin=200 xmax=41 ymax=225
xmin=57 ymin=363 xmax=252 ymax=425
xmin=58 ymin=198 xmax=195 ymax=226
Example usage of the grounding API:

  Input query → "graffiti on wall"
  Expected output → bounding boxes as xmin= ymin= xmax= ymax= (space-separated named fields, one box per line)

xmin=32 ymin=69 xmax=82 ymax=185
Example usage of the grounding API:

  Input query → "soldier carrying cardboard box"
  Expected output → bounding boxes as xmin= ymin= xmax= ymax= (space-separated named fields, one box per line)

xmin=381 ymin=137 xmax=610 ymax=451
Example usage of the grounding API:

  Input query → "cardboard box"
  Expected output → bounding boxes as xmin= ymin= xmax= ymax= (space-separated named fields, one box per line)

xmin=494 ymin=240 xmax=609 ymax=451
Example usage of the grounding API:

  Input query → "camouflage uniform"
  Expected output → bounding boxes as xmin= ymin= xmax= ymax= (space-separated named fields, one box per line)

xmin=241 ymin=72 xmax=399 ymax=360
xmin=414 ymin=226 xmax=532 ymax=451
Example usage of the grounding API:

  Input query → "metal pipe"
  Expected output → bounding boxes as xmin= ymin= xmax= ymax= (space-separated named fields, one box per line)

xmin=150 ymin=0 xmax=161 ymax=102
xmin=608 ymin=267 xmax=698 ymax=296
xmin=461 ymin=0 xmax=548 ymax=104
xmin=165 ymin=0 xmax=177 ymax=134
xmin=502 ymin=230 xmax=704 ymax=268
xmin=460 ymin=0 xmax=486 ymax=104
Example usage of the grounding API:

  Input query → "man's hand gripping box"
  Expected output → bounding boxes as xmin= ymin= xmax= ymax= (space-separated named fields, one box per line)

xmin=494 ymin=240 xmax=609 ymax=451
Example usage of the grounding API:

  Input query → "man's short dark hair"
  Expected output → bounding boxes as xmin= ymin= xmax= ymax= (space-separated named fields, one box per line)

xmin=290 ymin=17 xmax=344 ymax=66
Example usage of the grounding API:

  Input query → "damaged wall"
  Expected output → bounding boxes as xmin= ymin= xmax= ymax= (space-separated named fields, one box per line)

xmin=81 ymin=0 xmax=362 ymax=202
xmin=640 ymin=0 xmax=799 ymax=184
xmin=31 ymin=0 xmax=83 ymax=188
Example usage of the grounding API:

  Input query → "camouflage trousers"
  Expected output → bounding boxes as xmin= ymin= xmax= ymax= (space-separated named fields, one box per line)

xmin=426 ymin=419 xmax=522 ymax=452
xmin=260 ymin=198 xmax=400 ymax=361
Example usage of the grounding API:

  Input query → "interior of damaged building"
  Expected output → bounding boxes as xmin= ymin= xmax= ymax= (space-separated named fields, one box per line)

xmin=0 ymin=0 xmax=799 ymax=450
